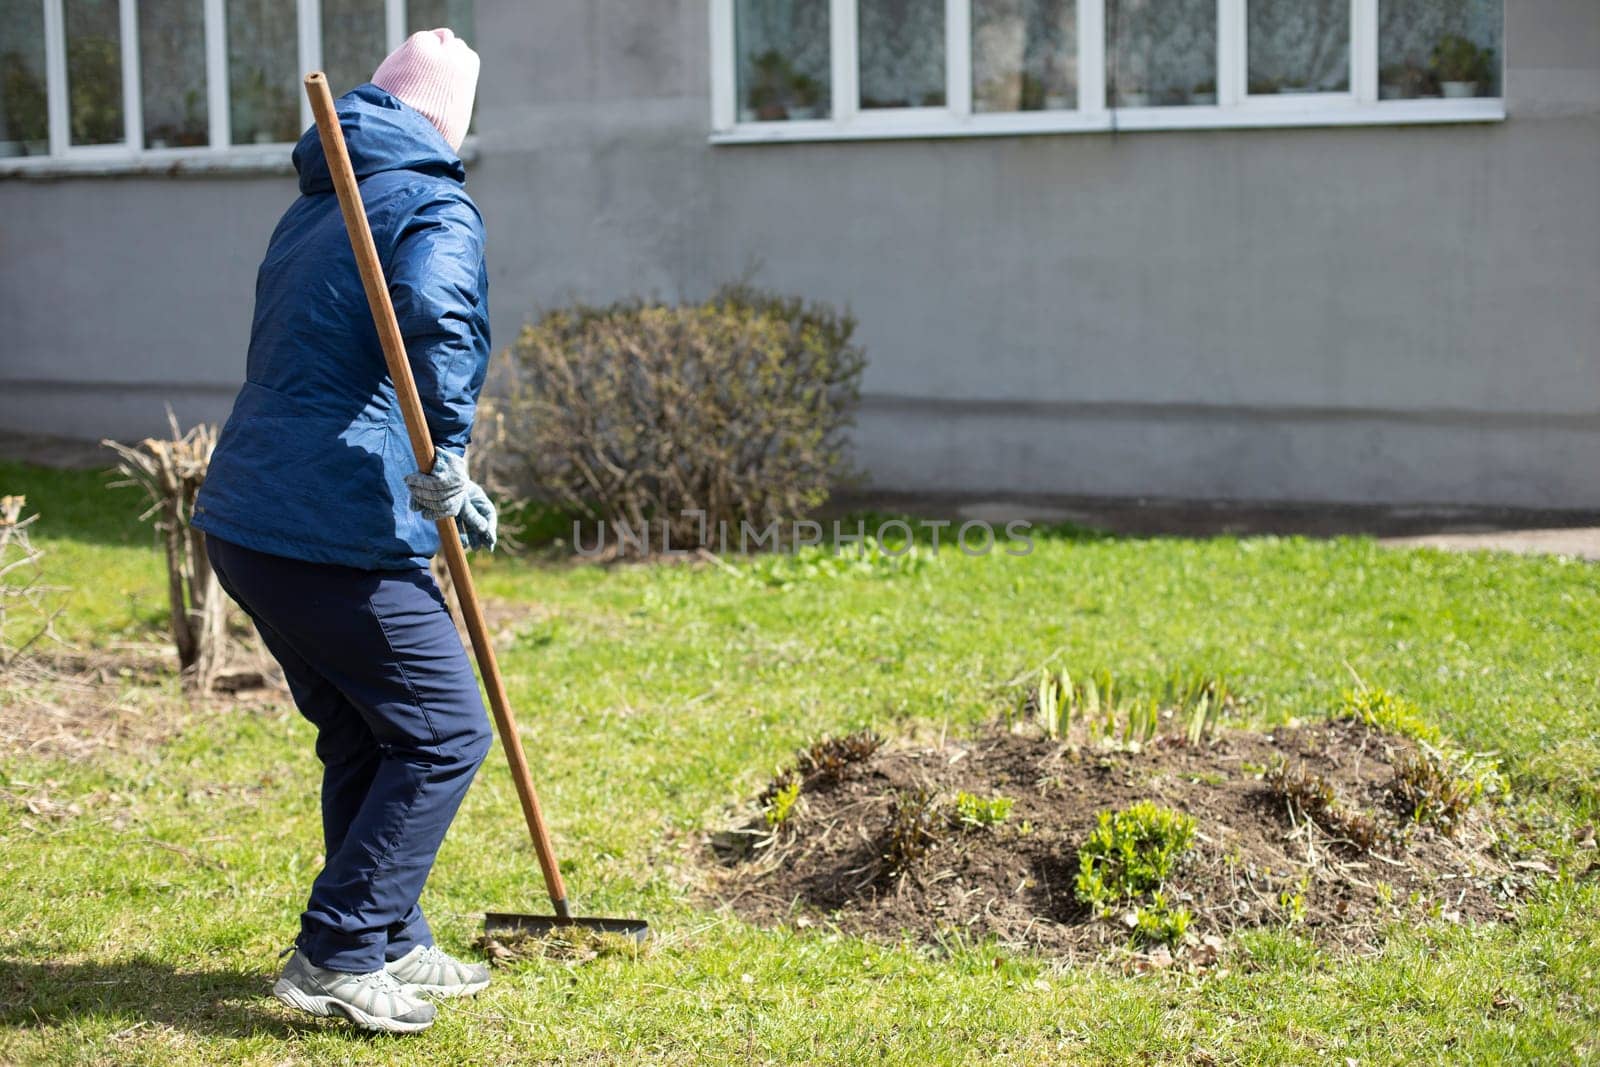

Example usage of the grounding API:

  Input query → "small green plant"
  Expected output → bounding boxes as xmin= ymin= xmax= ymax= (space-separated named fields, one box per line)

xmin=883 ymin=787 xmax=946 ymax=875
xmin=764 ymin=776 xmax=802 ymax=828
xmin=1278 ymin=888 xmax=1308 ymax=925
xmin=1029 ymin=668 xmax=1233 ymax=749
xmin=796 ymin=729 xmax=884 ymax=784
xmin=1430 ymin=34 xmax=1494 ymax=85
xmin=952 ymin=791 xmax=1013 ymax=829
xmin=1074 ymin=802 xmax=1197 ymax=913
xmin=1134 ymin=892 xmax=1193 ymax=946
xmin=790 ymin=72 xmax=823 ymax=110
xmin=1341 ymin=687 xmax=1441 ymax=745
xmin=1391 ymin=748 xmax=1506 ymax=834
xmin=1265 ymin=760 xmax=1384 ymax=851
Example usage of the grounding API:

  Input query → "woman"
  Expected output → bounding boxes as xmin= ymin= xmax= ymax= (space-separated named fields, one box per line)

xmin=194 ymin=28 xmax=495 ymax=1034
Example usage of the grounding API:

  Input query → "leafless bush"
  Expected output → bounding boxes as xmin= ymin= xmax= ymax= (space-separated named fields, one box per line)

xmin=0 ymin=494 xmax=62 ymax=667
xmin=484 ymin=286 xmax=865 ymax=549
xmin=103 ymin=413 xmax=230 ymax=691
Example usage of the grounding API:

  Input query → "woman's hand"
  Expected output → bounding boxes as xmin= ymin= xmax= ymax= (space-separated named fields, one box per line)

xmin=404 ymin=450 xmax=497 ymax=551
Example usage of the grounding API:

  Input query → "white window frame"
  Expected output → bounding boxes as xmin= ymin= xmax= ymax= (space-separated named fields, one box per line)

xmin=3 ymin=0 xmax=430 ymax=175
xmin=709 ymin=0 xmax=1505 ymax=144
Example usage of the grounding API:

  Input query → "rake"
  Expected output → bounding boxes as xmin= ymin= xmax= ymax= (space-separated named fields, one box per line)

xmin=303 ymin=71 xmax=648 ymax=944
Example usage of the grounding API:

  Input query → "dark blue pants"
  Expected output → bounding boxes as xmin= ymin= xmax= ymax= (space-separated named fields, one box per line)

xmin=207 ymin=535 xmax=492 ymax=974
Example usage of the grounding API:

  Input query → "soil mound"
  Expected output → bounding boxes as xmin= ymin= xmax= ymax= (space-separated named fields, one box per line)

xmin=710 ymin=719 xmax=1536 ymax=959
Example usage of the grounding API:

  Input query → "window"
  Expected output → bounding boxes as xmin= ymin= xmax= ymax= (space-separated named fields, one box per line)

xmin=710 ymin=0 xmax=1505 ymax=142
xmin=1 ymin=0 xmax=471 ymax=169
xmin=734 ymin=0 xmax=829 ymax=122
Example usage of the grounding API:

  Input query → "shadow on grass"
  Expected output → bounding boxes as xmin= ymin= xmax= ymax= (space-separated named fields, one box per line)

xmin=0 ymin=955 xmax=373 ymax=1041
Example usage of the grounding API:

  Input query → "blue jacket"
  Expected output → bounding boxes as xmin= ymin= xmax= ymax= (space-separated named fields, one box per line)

xmin=194 ymin=84 xmax=489 ymax=571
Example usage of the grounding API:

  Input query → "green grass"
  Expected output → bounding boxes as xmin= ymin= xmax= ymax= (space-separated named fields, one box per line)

xmin=2 ymin=461 xmax=1598 ymax=1064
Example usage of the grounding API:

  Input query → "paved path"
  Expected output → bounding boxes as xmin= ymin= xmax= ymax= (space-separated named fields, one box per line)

xmin=1378 ymin=528 xmax=1600 ymax=561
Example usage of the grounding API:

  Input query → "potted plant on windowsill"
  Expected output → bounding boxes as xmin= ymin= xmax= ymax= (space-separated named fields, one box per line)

xmin=1114 ymin=85 xmax=1149 ymax=108
xmin=788 ymin=72 xmax=823 ymax=120
xmin=1431 ymin=34 xmax=1493 ymax=98
xmin=1190 ymin=78 xmax=1216 ymax=105
xmin=748 ymin=49 xmax=795 ymax=121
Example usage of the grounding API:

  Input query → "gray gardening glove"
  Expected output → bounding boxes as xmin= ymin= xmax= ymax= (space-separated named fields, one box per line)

xmin=404 ymin=449 xmax=497 ymax=552
xmin=457 ymin=480 xmax=498 ymax=552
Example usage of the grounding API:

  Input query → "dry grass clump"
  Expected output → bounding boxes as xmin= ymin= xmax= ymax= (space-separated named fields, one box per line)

xmin=0 ymin=495 xmax=61 ymax=667
xmin=1265 ymin=760 xmax=1386 ymax=852
xmin=882 ymin=786 xmax=946 ymax=877
xmin=475 ymin=926 xmax=648 ymax=967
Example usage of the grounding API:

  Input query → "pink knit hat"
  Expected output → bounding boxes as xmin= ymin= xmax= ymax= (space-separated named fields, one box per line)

xmin=372 ymin=28 xmax=479 ymax=152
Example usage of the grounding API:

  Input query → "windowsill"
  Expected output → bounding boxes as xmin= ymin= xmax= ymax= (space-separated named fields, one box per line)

xmin=710 ymin=97 xmax=1506 ymax=144
xmin=0 ymin=137 xmax=480 ymax=179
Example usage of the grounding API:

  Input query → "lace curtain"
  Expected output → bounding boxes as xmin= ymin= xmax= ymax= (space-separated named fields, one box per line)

xmin=859 ymin=0 xmax=945 ymax=108
xmin=0 ymin=0 xmax=49 ymax=155
xmin=1106 ymin=0 xmax=1215 ymax=106
xmin=1246 ymin=0 xmax=1349 ymax=94
xmin=321 ymin=0 xmax=388 ymax=97
xmin=64 ymin=0 xmax=124 ymax=144
xmin=139 ymin=0 xmax=208 ymax=146
xmin=972 ymin=0 xmax=1077 ymax=112
xmin=227 ymin=0 xmax=299 ymax=144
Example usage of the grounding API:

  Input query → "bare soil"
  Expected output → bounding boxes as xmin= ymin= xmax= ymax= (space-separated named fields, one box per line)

xmin=708 ymin=720 xmax=1540 ymax=961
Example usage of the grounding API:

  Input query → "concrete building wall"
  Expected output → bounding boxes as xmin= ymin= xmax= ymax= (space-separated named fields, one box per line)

xmin=2 ymin=0 xmax=1597 ymax=507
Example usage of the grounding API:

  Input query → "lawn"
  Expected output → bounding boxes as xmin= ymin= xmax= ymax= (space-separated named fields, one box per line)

xmin=1 ymin=460 xmax=1597 ymax=1064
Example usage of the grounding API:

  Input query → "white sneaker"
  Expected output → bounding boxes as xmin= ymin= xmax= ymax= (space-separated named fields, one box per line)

xmin=271 ymin=949 xmax=436 ymax=1033
xmin=385 ymin=944 xmax=491 ymax=998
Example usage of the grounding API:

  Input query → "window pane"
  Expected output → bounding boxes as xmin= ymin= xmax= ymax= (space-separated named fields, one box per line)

xmin=140 ymin=0 xmax=207 ymax=147
xmin=407 ymin=0 xmax=474 ymax=42
xmin=973 ymin=0 xmax=1076 ymax=113
xmin=0 ymin=0 xmax=49 ymax=156
xmin=65 ymin=0 xmax=123 ymax=145
xmin=735 ymin=0 xmax=829 ymax=122
xmin=1106 ymin=0 xmax=1215 ymax=107
xmin=322 ymin=0 xmax=387 ymax=95
xmin=859 ymin=0 xmax=945 ymax=109
xmin=1379 ymin=0 xmax=1500 ymax=99
xmin=1247 ymin=0 xmax=1349 ymax=95
xmin=228 ymin=0 xmax=299 ymax=144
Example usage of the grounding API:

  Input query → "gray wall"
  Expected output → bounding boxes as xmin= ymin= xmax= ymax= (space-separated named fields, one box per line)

xmin=2 ymin=0 xmax=1597 ymax=508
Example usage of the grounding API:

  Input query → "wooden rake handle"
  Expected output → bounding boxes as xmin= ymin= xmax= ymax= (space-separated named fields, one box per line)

xmin=304 ymin=72 xmax=571 ymax=919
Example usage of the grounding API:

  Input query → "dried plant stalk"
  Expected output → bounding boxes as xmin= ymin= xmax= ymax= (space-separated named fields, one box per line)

xmin=103 ymin=412 xmax=228 ymax=691
xmin=0 ymin=494 xmax=62 ymax=667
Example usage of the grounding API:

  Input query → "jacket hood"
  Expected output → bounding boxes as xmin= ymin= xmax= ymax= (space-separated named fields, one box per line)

xmin=293 ymin=83 xmax=466 ymax=195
